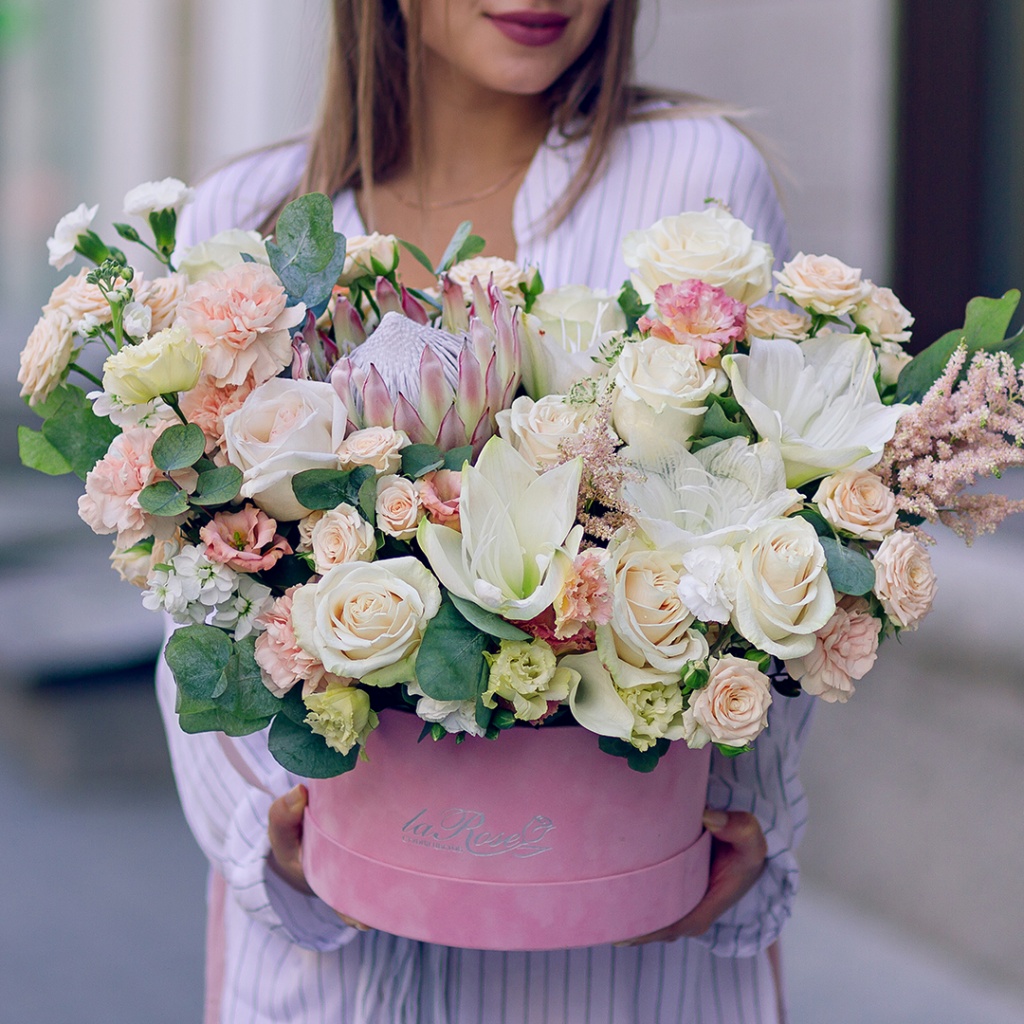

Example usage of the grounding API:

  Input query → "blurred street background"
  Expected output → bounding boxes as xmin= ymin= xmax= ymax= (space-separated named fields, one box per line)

xmin=2 ymin=1 xmax=1024 ymax=1021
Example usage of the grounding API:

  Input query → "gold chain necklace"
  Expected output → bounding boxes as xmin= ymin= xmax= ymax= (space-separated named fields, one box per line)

xmin=386 ymin=160 xmax=530 ymax=212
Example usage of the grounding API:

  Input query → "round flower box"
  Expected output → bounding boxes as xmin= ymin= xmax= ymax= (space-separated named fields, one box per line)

xmin=302 ymin=710 xmax=712 ymax=951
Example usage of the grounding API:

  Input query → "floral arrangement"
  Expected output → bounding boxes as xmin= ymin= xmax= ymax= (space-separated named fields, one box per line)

xmin=18 ymin=180 xmax=1024 ymax=776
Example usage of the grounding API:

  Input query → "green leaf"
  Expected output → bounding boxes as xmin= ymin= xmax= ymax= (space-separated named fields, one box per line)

xmin=266 ymin=193 xmax=348 ymax=314
xmin=177 ymin=707 xmax=274 ymax=737
xmin=819 ymin=536 xmax=876 ymax=596
xmin=713 ymin=742 xmax=750 ymax=758
xmin=449 ymin=594 xmax=531 ymax=641
xmin=357 ymin=472 xmax=378 ymax=523
xmin=598 ymin=736 xmax=671 ymax=772
xmin=455 ymin=234 xmax=486 ymax=265
xmin=475 ymin=692 xmax=494 ymax=731
xmin=191 ymin=464 xmax=243 ymax=506
xmin=701 ymin=402 xmax=753 ymax=441
xmin=291 ymin=465 xmax=376 ymax=513
xmin=794 ymin=507 xmax=835 ymax=538
xmin=151 ymin=423 xmax=206 ymax=472
xmin=416 ymin=597 xmax=491 ymax=701
xmin=617 ymin=280 xmax=649 ymax=333
xmin=400 ymin=443 xmax=445 ymax=479
xmin=443 ymin=445 xmax=473 ymax=471
xmin=137 ymin=480 xmax=189 ymax=516
xmin=436 ymin=221 xmax=473 ymax=274
xmin=896 ymin=291 xmax=1022 ymax=403
xmin=165 ymin=625 xmax=234 ymax=702
xmin=18 ymin=425 xmax=73 ymax=475
xmin=399 ymin=238 xmax=436 ymax=276
xmin=39 ymin=384 xmax=121 ymax=479
xmin=268 ymin=709 xmax=359 ymax=777
xmin=257 ymin=554 xmax=315 ymax=591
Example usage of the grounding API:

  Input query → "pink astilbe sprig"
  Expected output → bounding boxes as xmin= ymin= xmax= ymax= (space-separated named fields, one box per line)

xmin=874 ymin=346 xmax=1024 ymax=541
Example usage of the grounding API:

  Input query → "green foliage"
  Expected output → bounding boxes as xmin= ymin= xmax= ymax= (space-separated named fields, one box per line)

xmin=436 ymin=221 xmax=486 ymax=274
xmin=617 ymin=280 xmax=648 ymax=335
xmin=819 ymin=536 xmax=876 ymax=596
xmin=191 ymin=465 xmax=243 ymax=506
xmin=399 ymin=238 xmax=435 ymax=276
xmin=137 ymin=480 xmax=189 ymax=517
xmin=267 ymin=689 xmax=360 ymax=778
xmin=291 ymin=465 xmax=377 ymax=518
xmin=32 ymin=384 xmax=120 ymax=480
xmin=400 ymin=443 xmax=445 ymax=479
xmin=449 ymin=594 xmax=531 ymax=641
xmin=793 ymin=506 xmax=835 ymax=538
xmin=598 ymin=736 xmax=671 ymax=773
xmin=691 ymin=398 xmax=756 ymax=453
xmin=151 ymin=423 xmax=206 ymax=472
xmin=443 ymin=445 xmax=473 ymax=471
xmin=713 ymin=742 xmax=750 ymax=758
xmin=416 ymin=597 xmax=491 ymax=702
xmin=896 ymin=291 xmax=1023 ymax=404
xmin=17 ymin=426 xmax=72 ymax=475
xmin=266 ymin=193 xmax=348 ymax=316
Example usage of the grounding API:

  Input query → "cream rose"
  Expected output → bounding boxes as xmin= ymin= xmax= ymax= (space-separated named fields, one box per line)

xmin=608 ymin=536 xmax=708 ymax=673
xmin=44 ymin=268 xmax=128 ymax=328
xmin=744 ymin=305 xmax=812 ymax=342
xmin=101 ymin=325 xmax=204 ymax=405
xmin=309 ymin=504 xmax=377 ymax=572
xmin=521 ymin=284 xmax=626 ymax=397
xmin=682 ymin=655 xmax=773 ymax=748
xmin=773 ymin=253 xmax=871 ymax=317
xmin=852 ymin=283 xmax=914 ymax=343
xmin=18 ymin=310 xmax=74 ymax=406
xmin=337 ymin=425 xmax=409 ymax=475
xmin=303 ymin=682 xmax=378 ymax=755
xmin=338 ymin=232 xmax=400 ymax=285
xmin=785 ymin=596 xmax=880 ymax=703
xmin=872 ymin=532 xmax=936 ymax=630
xmin=375 ymin=475 xmax=422 ymax=540
xmin=877 ymin=343 xmax=913 ymax=388
xmin=291 ymin=557 xmax=441 ymax=679
xmin=447 ymin=256 xmax=527 ymax=304
xmin=496 ymin=394 xmax=593 ymax=469
xmin=732 ymin=517 xmax=836 ymax=658
xmin=135 ymin=272 xmax=189 ymax=332
xmin=814 ymin=470 xmax=898 ymax=541
xmin=622 ymin=205 xmax=774 ymax=305
xmin=177 ymin=229 xmax=269 ymax=283
xmin=612 ymin=336 xmax=717 ymax=450
xmin=223 ymin=377 xmax=342 ymax=521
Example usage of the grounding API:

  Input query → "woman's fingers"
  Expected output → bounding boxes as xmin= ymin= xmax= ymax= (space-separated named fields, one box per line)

xmin=267 ymin=784 xmax=315 ymax=895
xmin=618 ymin=809 xmax=768 ymax=946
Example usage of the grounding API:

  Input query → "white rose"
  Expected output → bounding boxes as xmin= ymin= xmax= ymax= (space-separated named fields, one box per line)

xmin=123 ymin=178 xmax=195 ymax=217
xmin=872 ymin=532 xmax=936 ymax=630
xmin=339 ymin=232 xmax=400 ymax=285
xmin=291 ymin=557 xmax=442 ymax=678
xmin=521 ymin=285 xmax=625 ymax=397
xmin=877 ymin=343 xmax=913 ymax=388
xmin=773 ymin=253 xmax=871 ymax=317
xmin=18 ymin=310 xmax=74 ymax=406
xmin=447 ymin=256 xmax=527 ymax=304
xmin=177 ymin=229 xmax=269 ymax=283
xmin=223 ymin=378 xmax=342 ymax=521
xmin=337 ymin=425 xmax=409 ymax=475
xmin=814 ymin=470 xmax=898 ymax=541
xmin=681 ymin=655 xmax=773 ymax=749
xmin=309 ymin=504 xmax=377 ymax=573
xmin=608 ymin=536 xmax=708 ymax=673
xmin=622 ymin=205 xmax=774 ymax=305
xmin=613 ymin=336 xmax=717 ymax=450
xmin=732 ymin=517 xmax=836 ymax=658
xmin=852 ymin=283 xmax=914 ymax=343
xmin=744 ymin=305 xmax=812 ymax=342
xmin=47 ymin=203 xmax=98 ymax=269
xmin=375 ymin=475 xmax=422 ymax=539
xmin=101 ymin=325 xmax=203 ymax=405
xmin=496 ymin=394 xmax=593 ymax=469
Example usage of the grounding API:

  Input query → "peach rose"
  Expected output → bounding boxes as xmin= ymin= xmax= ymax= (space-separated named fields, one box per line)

xmin=873 ymin=532 xmax=936 ymax=630
xmin=496 ymin=394 xmax=593 ymax=469
xmin=773 ymin=253 xmax=871 ymax=317
xmin=852 ymin=283 xmax=914 ymax=344
xmin=136 ymin=272 xmax=189 ymax=332
xmin=814 ymin=470 xmax=898 ymax=541
xmin=44 ymin=267 xmax=129 ymax=328
xmin=745 ymin=305 xmax=812 ymax=342
xmin=416 ymin=469 xmax=462 ymax=530
xmin=310 ymin=504 xmax=377 ymax=572
xmin=375 ymin=475 xmax=422 ymax=540
xmin=681 ymin=654 xmax=773 ymax=748
xmin=18 ymin=310 xmax=74 ymax=405
xmin=199 ymin=505 xmax=292 ymax=573
xmin=785 ymin=595 xmax=880 ymax=703
xmin=337 ymin=425 xmax=409 ymax=475
xmin=447 ymin=256 xmax=527 ymax=304
xmin=179 ymin=261 xmax=305 ymax=386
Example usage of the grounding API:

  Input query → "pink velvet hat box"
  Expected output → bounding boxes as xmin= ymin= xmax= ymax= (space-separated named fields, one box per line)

xmin=303 ymin=710 xmax=711 ymax=951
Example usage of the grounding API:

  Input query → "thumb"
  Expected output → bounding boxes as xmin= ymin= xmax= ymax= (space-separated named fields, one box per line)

xmin=268 ymin=784 xmax=307 ymax=861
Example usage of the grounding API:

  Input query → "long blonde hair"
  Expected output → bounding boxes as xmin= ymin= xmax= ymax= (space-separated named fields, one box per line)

xmin=278 ymin=0 xmax=722 ymax=233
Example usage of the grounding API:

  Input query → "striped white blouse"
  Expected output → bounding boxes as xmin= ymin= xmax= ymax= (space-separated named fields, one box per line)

xmin=158 ymin=112 xmax=815 ymax=1024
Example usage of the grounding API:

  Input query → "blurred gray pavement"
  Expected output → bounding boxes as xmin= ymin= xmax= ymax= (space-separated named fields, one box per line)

xmin=2 ymin=458 xmax=1024 ymax=1022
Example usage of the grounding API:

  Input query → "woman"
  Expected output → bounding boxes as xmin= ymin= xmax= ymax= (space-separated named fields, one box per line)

xmin=160 ymin=2 xmax=812 ymax=1021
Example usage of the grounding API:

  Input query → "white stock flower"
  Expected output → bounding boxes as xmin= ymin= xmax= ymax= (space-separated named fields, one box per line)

xmin=210 ymin=575 xmax=274 ymax=640
xmin=417 ymin=435 xmax=583 ymax=621
xmin=47 ymin=203 xmax=98 ymax=269
xmin=773 ymin=253 xmax=871 ymax=317
xmin=496 ymin=394 xmax=594 ymax=469
xmin=123 ymin=178 xmax=195 ymax=217
xmin=407 ymin=681 xmax=486 ymax=738
xmin=723 ymin=335 xmax=910 ymax=487
xmin=622 ymin=205 xmax=774 ymax=305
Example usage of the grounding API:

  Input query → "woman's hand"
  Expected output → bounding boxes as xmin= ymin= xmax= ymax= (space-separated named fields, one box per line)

xmin=618 ymin=808 xmax=768 ymax=946
xmin=267 ymin=784 xmax=370 ymax=931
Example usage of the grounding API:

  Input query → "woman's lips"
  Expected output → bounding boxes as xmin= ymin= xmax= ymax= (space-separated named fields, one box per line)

xmin=487 ymin=10 xmax=571 ymax=47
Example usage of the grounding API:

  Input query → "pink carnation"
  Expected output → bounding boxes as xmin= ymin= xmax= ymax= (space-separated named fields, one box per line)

xmin=416 ymin=469 xmax=462 ymax=530
xmin=179 ymin=262 xmax=304 ymax=387
xmin=518 ymin=608 xmax=597 ymax=654
xmin=784 ymin=596 xmax=880 ymax=704
xmin=639 ymin=280 xmax=747 ymax=363
xmin=78 ymin=425 xmax=172 ymax=547
xmin=554 ymin=547 xmax=612 ymax=639
xmin=253 ymin=590 xmax=342 ymax=697
xmin=199 ymin=504 xmax=293 ymax=572
xmin=178 ymin=373 xmax=257 ymax=459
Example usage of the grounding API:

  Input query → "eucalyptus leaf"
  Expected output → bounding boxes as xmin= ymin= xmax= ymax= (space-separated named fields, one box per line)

xmin=39 ymin=384 xmax=120 ymax=479
xmin=617 ymin=281 xmax=649 ymax=333
xmin=152 ymin=423 xmax=206 ymax=472
xmin=794 ymin=507 xmax=835 ymax=538
xmin=292 ymin=465 xmax=376 ymax=513
xmin=18 ymin=425 xmax=72 ymax=475
xmin=443 ymin=445 xmax=473 ymax=471
xmin=400 ymin=443 xmax=445 ymax=479
xmin=819 ymin=536 xmax=876 ymax=596
xmin=417 ymin=598 xmax=491 ymax=701
xmin=598 ymin=736 xmax=670 ymax=772
xmin=449 ymin=594 xmax=531 ymax=641
xmin=178 ymin=707 xmax=275 ymax=737
xmin=191 ymin=464 xmax=243 ymax=506
xmin=268 ymin=711 xmax=359 ymax=777
xmin=137 ymin=480 xmax=189 ymax=517
xmin=701 ymin=402 xmax=753 ymax=441
xmin=165 ymin=625 xmax=234 ymax=702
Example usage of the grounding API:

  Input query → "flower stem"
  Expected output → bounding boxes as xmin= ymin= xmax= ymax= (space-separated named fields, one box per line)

xmin=69 ymin=362 xmax=103 ymax=388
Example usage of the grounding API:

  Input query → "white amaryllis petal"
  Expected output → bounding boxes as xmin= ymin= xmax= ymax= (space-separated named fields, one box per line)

xmin=417 ymin=436 xmax=582 ymax=620
xmin=723 ymin=335 xmax=910 ymax=487
xmin=563 ymin=650 xmax=635 ymax=740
